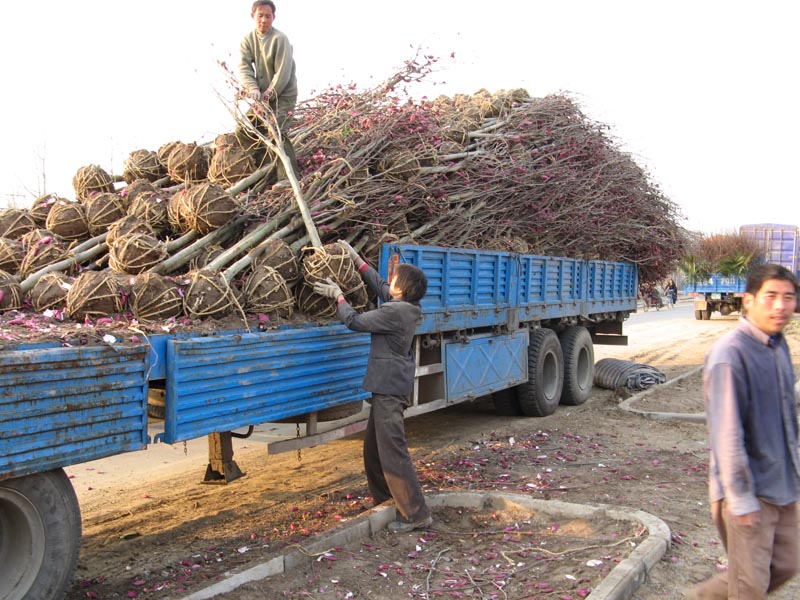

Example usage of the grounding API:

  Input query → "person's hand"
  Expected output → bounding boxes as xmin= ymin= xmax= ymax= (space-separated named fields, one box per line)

xmin=263 ymin=88 xmax=274 ymax=101
xmin=246 ymin=88 xmax=261 ymax=101
xmin=313 ymin=277 xmax=344 ymax=301
xmin=337 ymin=239 xmax=360 ymax=263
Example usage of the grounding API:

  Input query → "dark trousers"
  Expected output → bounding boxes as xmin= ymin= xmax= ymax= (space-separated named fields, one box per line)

xmin=364 ymin=393 xmax=429 ymax=522
xmin=235 ymin=94 xmax=299 ymax=181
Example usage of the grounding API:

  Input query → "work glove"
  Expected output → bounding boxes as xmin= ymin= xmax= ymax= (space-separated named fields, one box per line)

xmin=246 ymin=88 xmax=261 ymax=101
xmin=337 ymin=239 xmax=360 ymax=263
xmin=313 ymin=277 xmax=344 ymax=301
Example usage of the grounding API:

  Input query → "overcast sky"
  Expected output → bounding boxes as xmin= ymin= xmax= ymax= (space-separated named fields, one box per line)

xmin=0 ymin=0 xmax=797 ymax=235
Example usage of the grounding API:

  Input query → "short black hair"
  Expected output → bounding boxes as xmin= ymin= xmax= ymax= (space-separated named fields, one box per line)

xmin=394 ymin=264 xmax=427 ymax=304
xmin=251 ymin=1 xmax=276 ymax=15
xmin=746 ymin=263 xmax=799 ymax=295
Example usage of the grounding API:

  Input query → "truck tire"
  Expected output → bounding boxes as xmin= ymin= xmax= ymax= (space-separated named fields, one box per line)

xmin=701 ymin=307 xmax=712 ymax=320
xmin=559 ymin=326 xmax=594 ymax=406
xmin=0 ymin=469 xmax=81 ymax=600
xmin=517 ymin=328 xmax=564 ymax=417
xmin=694 ymin=309 xmax=703 ymax=320
xmin=492 ymin=387 xmax=523 ymax=416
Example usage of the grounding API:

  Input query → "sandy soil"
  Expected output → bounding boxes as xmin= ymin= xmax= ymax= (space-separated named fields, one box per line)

xmin=62 ymin=307 xmax=800 ymax=599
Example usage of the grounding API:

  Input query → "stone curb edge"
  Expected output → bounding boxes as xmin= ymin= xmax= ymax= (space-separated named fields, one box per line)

xmin=177 ymin=491 xmax=671 ymax=600
xmin=618 ymin=365 xmax=706 ymax=423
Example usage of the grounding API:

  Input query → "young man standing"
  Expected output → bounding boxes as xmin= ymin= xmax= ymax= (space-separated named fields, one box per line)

xmin=691 ymin=263 xmax=799 ymax=599
xmin=238 ymin=0 xmax=299 ymax=183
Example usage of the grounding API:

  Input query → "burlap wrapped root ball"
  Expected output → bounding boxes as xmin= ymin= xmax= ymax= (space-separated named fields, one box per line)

xmin=45 ymin=198 xmax=90 ymax=241
xmin=123 ymin=149 xmax=165 ymax=183
xmin=181 ymin=183 xmax=239 ymax=235
xmin=182 ymin=269 xmax=235 ymax=319
xmin=73 ymin=164 xmax=115 ymax=203
xmin=30 ymin=271 xmax=74 ymax=312
xmin=84 ymin=192 xmax=126 ymax=236
xmin=208 ymin=145 xmax=256 ymax=187
xmin=66 ymin=270 xmax=124 ymax=321
xmin=130 ymin=272 xmax=183 ymax=323
xmin=128 ymin=190 xmax=169 ymax=232
xmin=251 ymin=238 xmax=299 ymax=283
xmin=109 ymin=231 xmax=167 ymax=275
xmin=0 ymin=237 xmax=24 ymax=273
xmin=243 ymin=265 xmax=294 ymax=317
xmin=0 ymin=208 xmax=38 ymax=239
xmin=0 ymin=269 xmax=22 ymax=310
xmin=106 ymin=215 xmax=156 ymax=247
xmin=30 ymin=194 xmax=62 ymax=227
xmin=166 ymin=142 xmax=209 ymax=184
xmin=19 ymin=236 xmax=69 ymax=278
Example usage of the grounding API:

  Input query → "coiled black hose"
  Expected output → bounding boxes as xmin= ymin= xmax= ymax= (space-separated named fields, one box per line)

xmin=594 ymin=358 xmax=667 ymax=391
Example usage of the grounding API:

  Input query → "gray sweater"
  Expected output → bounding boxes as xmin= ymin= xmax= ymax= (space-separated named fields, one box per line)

xmin=336 ymin=266 xmax=421 ymax=396
xmin=239 ymin=27 xmax=297 ymax=98
xmin=705 ymin=317 xmax=800 ymax=514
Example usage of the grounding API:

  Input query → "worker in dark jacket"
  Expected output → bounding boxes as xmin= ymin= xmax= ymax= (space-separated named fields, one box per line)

xmin=313 ymin=240 xmax=432 ymax=533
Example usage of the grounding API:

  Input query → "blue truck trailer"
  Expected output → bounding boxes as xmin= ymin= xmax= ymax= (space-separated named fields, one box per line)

xmin=0 ymin=242 xmax=638 ymax=600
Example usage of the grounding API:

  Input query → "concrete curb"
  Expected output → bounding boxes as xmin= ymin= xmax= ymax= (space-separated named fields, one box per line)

xmin=618 ymin=365 xmax=706 ymax=423
xmin=179 ymin=491 xmax=671 ymax=600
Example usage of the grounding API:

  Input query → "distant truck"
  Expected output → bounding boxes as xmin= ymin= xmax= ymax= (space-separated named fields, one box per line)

xmin=687 ymin=273 xmax=746 ymax=320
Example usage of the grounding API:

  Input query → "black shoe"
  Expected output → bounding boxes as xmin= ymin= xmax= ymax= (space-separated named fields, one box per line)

xmin=387 ymin=515 xmax=433 ymax=533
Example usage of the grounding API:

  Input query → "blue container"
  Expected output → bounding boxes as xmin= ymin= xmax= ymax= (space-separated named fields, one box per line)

xmin=740 ymin=223 xmax=800 ymax=275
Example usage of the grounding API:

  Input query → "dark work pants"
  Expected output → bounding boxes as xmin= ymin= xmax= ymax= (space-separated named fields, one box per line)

xmin=363 ymin=393 xmax=429 ymax=523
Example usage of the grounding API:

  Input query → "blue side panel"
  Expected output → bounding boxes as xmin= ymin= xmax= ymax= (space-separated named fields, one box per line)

xmin=444 ymin=330 xmax=528 ymax=401
xmin=0 ymin=344 xmax=149 ymax=481
xmin=518 ymin=255 xmax=583 ymax=319
xmin=585 ymin=261 xmax=639 ymax=313
xmin=689 ymin=274 xmax=746 ymax=294
xmin=161 ymin=323 xmax=371 ymax=443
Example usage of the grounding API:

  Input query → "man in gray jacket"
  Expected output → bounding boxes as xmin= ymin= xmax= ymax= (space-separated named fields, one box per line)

xmin=238 ymin=0 xmax=299 ymax=183
xmin=314 ymin=241 xmax=432 ymax=533
xmin=691 ymin=263 xmax=799 ymax=599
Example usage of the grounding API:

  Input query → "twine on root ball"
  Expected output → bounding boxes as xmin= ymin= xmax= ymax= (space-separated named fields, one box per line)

xmin=0 ymin=208 xmax=38 ymax=239
xmin=84 ymin=192 xmax=126 ymax=236
xmin=73 ymin=164 xmax=115 ymax=203
xmin=19 ymin=237 xmax=69 ymax=278
xmin=302 ymin=243 xmax=356 ymax=287
xmin=296 ymin=280 xmax=336 ymax=319
xmin=20 ymin=229 xmax=64 ymax=253
xmin=157 ymin=140 xmax=182 ymax=170
xmin=128 ymin=190 xmax=169 ymax=232
xmin=182 ymin=183 xmax=240 ymax=235
xmin=109 ymin=232 xmax=168 ymax=275
xmin=130 ymin=272 xmax=183 ymax=323
xmin=167 ymin=189 xmax=192 ymax=234
xmin=182 ymin=269 xmax=234 ymax=319
xmin=107 ymin=215 xmax=156 ymax=247
xmin=188 ymin=243 xmax=225 ymax=272
xmin=30 ymin=194 xmax=62 ymax=227
xmin=243 ymin=265 xmax=294 ymax=317
xmin=30 ymin=271 xmax=74 ymax=312
xmin=45 ymin=199 xmax=90 ymax=241
xmin=121 ymin=178 xmax=157 ymax=207
xmin=66 ymin=270 xmax=123 ymax=320
xmin=123 ymin=149 xmax=165 ymax=183
xmin=208 ymin=145 xmax=256 ymax=187
xmin=251 ymin=238 xmax=299 ymax=283
xmin=0 ymin=238 xmax=24 ymax=273
xmin=167 ymin=142 xmax=209 ymax=184
xmin=0 ymin=269 xmax=22 ymax=310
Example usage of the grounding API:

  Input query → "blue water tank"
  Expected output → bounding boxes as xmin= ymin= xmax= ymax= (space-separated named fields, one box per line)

xmin=739 ymin=223 xmax=800 ymax=277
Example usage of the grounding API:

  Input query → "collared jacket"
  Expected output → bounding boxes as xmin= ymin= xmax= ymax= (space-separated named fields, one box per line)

xmin=239 ymin=27 xmax=297 ymax=98
xmin=336 ymin=266 xmax=421 ymax=396
xmin=705 ymin=317 xmax=800 ymax=515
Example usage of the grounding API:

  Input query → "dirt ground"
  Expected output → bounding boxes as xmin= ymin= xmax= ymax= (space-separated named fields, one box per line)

xmin=63 ymin=306 xmax=800 ymax=600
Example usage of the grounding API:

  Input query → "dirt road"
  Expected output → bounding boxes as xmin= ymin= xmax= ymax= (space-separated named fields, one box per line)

xmin=64 ymin=305 xmax=800 ymax=599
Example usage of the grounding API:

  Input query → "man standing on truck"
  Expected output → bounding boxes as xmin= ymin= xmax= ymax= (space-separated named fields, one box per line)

xmin=690 ymin=263 xmax=799 ymax=599
xmin=313 ymin=241 xmax=433 ymax=533
xmin=238 ymin=0 xmax=299 ymax=185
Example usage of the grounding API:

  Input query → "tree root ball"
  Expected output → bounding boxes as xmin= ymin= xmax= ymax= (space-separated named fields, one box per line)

xmin=296 ymin=280 xmax=336 ymax=319
xmin=251 ymin=239 xmax=299 ymax=283
xmin=243 ymin=265 xmax=294 ymax=317
xmin=109 ymin=232 xmax=167 ymax=275
xmin=379 ymin=148 xmax=420 ymax=180
xmin=167 ymin=189 xmax=192 ymax=234
xmin=130 ymin=272 xmax=183 ymax=323
xmin=0 ymin=269 xmax=22 ymax=310
xmin=209 ymin=145 xmax=256 ymax=187
xmin=73 ymin=164 xmax=115 ymax=202
xmin=85 ymin=192 xmax=126 ymax=236
xmin=121 ymin=178 xmax=157 ymax=207
xmin=45 ymin=199 xmax=90 ymax=241
xmin=182 ymin=183 xmax=240 ymax=234
xmin=0 ymin=237 xmax=25 ymax=273
xmin=0 ymin=208 xmax=38 ymax=239
xmin=19 ymin=237 xmax=69 ymax=278
xmin=167 ymin=142 xmax=209 ymax=184
xmin=20 ymin=229 xmax=64 ymax=253
xmin=188 ymin=243 xmax=225 ymax=272
xmin=30 ymin=272 xmax=74 ymax=312
xmin=302 ymin=244 xmax=356 ymax=287
xmin=107 ymin=215 xmax=156 ymax=247
xmin=182 ymin=269 xmax=234 ymax=319
xmin=123 ymin=149 xmax=165 ymax=183
xmin=30 ymin=194 xmax=62 ymax=227
xmin=66 ymin=270 xmax=124 ymax=320
xmin=128 ymin=190 xmax=170 ymax=232
xmin=157 ymin=140 xmax=182 ymax=169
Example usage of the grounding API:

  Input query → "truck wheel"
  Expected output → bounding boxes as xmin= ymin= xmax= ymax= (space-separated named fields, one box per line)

xmin=517 ymin=328 xmax=564 ymax=417
xmin=694 ymin=310 xmax=703 ymax=320
xmin=701 ymin=308 xmax=712 ymax=320
xmin=492 ymin=387 xmax=523 ymax=416
xmin=559 ymin=326 xmax=594 ymax=406
xmin=0 ymin=469 xmax=81 ymax=600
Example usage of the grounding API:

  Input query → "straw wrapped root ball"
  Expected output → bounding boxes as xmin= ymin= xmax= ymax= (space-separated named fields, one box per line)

xmin=167 ymin=188 xmax=192 ymax=234
xmin=66 ymin=270 xmax=124 ymax=320
xmin=188 ymin=243 xmax=225 ymax=271
xmin=130 ymin=272 xmax=183 ymax=323
xmin=251 ymin=238 xmax=299 ymax=283
xmin=107 ymin=215 xmax=155 ymax=247
xmin=84 ymin=192 xmax=126 ymax=236
xmin=209 ymin=145 xmax=256 ymax=187
xmin=30 ymin=194 xmax=62 ymax=227
xmin=243 ymin=265 xmax=294 ymax=317
xmin=123 ymin=149 xmax=165 ymax=183
xmin=0 ymin=237 xmax=25 ymax=273
xmin=0 ymin=270 xmax=22 ymax=310
xmin=30 ymin=271 xmax=74 ymax=312
xmin=0 ymin=208 xmax=38 ymax=239
xmin=109 ymin=231 xmax=167 ymax=274
xmin=128 ymin=190 xmax=169 ymax=231
xmin=122 ymin=178 xmax=157 ymax=206
xmin=167 ymin=142 xmax=209 ymax=183
xmin=45 ymin=199 xmax=90 ymax=241
xmin=302 ymin=243 xmax=356 ymax=287
xmin=182 ymin=183 xmax=240 ymax=234
xmin=19 ymin=236 xmax=69 ymax=278
xmin=296 ymin=280 xmax=336 ymax=319
xmin=183 ymin=269 xmax=235 ymax=319
xmin=73 ymin=164 xmax=115 ymax=202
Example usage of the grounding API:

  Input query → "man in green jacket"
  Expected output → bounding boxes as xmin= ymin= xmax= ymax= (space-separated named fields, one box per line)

xmin=238 ymin=0 xmax=299 ymax=184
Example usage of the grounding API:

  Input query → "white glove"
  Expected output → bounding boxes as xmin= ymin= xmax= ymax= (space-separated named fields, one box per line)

xmin=313 ymin=277 xmax=344 ymax=301
xmin=337 ymin=239 xmax=360 ymax=263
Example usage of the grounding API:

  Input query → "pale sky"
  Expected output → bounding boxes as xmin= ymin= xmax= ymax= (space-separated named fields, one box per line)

xmin=0 ymin=0 xmax=797 ymax=235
